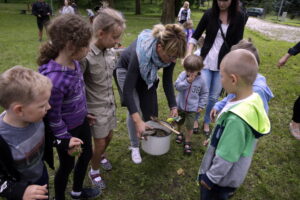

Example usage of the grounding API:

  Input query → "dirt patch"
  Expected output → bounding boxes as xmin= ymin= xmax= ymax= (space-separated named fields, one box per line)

xmin=246 ymin=17 xmax=300 ymax=42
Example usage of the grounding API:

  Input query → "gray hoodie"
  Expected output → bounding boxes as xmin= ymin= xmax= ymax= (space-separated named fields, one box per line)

xmin=175 ymin=71 xmax=208 ymax=112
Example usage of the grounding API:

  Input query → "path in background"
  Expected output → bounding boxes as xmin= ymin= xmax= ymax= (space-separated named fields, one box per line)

xmin=246 ymin=17 xmax=300 ymax=43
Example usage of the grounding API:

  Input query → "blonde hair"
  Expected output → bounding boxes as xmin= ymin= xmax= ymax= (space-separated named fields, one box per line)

xmin=183 ymin=1 xmax=190 ymax=9
xmin=93 ymin=8 xmax=125 ymax=35
xmin=152 ymin=24 xmax=186 ymax=58
xmin=0 ymin=66 xmax=52 ymax=109
xmin=221 ymin=49 xmax=258 ymax=85
xmin=184 ymin=55 xmax=203 ymax=71
xmin=231 ymin=38 xmax=260 ymax=65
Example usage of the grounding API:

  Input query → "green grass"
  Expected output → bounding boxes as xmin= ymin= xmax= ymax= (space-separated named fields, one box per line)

xmin=1 ymin=3 xmax=300 ymax=200
xmin=264 ymin=15 xmax=300 ymax=27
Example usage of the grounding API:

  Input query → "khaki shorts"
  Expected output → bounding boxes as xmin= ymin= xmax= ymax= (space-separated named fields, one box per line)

xmin=89 ymin=107 xmax=117 ymax=139
xmin=177 ymin=110 xmax=197 ymax=130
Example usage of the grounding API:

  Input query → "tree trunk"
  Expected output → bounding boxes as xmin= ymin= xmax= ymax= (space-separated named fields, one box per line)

xmin=174 ymin=0 xmax=180 ymax=20
xmin=161 ymin=0 xmax=175 ymax=24
xmin=4 ymin=0 xmax=8 ymax=3
xmin=136 ymin=0 xmax=141 ymax=15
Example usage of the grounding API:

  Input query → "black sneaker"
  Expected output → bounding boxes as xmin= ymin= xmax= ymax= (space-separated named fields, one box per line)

xmin=70 ymin=187 xmax=101 ymax=199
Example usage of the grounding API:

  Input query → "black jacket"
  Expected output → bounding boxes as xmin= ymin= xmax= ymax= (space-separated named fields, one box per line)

xmin=32 ymin=1 xmax=52 ymax=17
xmin=288 ymin=42 xmax=300 ymax=56
xmin=192 ymin=9 xmax=246 ymax=68
xmin=0 ymin=130 xmax=54 ymax=200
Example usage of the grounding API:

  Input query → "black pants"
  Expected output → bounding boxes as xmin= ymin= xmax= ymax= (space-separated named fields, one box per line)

xmin=292 ymin=96 xmax=300 ymax=123
xmin=54 ymin=119 xmax=92 ymax=200
xmin=200 ymin=185 xmax=236 ymax=200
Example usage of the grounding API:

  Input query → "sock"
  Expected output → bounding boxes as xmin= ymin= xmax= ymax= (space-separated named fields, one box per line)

xmin=90 ymin=169 xmax=102 ymax=181
xmin=71 ymin=191 xmax=82 ymax=197
xmin=100 ymin=158 xmax=108 ymax=164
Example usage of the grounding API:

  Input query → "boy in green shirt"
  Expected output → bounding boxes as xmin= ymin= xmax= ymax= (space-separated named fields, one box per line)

xmin=198 ymin=49 xmax=271 ymax=200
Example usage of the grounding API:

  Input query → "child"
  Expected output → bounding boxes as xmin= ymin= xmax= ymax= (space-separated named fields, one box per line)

xmin=183 ymin=20 xmax=194 ymax=45
xmin=80 ymin=8 xmax=125 ymax=189
xmin=174 ymin=55 xmax=208 ymax=155
xmin=198 ymin=49 xmax=270 ymax=199
xmin=210 ymin=39 xmax=274 ymax=122
xmin=0 ymin=66 xmax=52 ymax=200
xmin=38 ymin=14 xmax=100 ymax=200
xmin=178 ymin=1 xmax=191 ymax=24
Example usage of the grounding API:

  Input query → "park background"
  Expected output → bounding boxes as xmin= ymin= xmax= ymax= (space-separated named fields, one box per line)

xmin=0 ymin=0 xmax=300 ymax=199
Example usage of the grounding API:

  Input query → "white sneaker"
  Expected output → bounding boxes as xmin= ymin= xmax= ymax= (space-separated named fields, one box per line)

xmin=129 ymin=147 xmax=142 ymax=164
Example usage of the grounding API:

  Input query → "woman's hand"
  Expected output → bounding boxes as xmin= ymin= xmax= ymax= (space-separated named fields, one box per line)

xmin=277 ymin=53 xmax=291 ymax=68
xmin=87 ymin=113 xmax=97 ymax=126
xmin=169 ymin=107 xmax=178 ymax=117
xmin=131 ymin=113 xmax=152 ymax=138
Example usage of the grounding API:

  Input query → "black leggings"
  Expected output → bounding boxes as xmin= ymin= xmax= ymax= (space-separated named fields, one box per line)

xmin=54 ymin=119 xmax=92 ymax=200
xmin=292 ymin=96 xmax=300 ymax=123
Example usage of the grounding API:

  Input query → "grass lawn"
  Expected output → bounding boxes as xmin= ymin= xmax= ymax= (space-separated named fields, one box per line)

xmin=1 ymin=3 xmax=300 ymax=200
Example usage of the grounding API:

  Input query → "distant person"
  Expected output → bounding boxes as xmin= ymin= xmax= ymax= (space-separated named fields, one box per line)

xmin=116 ymin=24 xmax=186 ymax=164
xmin=0 ymin=66 xmax=52 ymax=200
xmin=80 ymin=8 xmax=126 ymax=189
xmin=198 ymin=49 xmax=270 ymax=200
xmin=178 ymin=1 xmax=191 ymax=24
xmin=60 ymin=0 xmax=75 ymax=15
xmin=174 ymin=55 xmax=208 ymax=155
xmin=71 ymin=0 xmax=79 ymax=14
xmin=38 ymin=14 xmax=100 ymax=199
xmin=32 ymin=0 xmax=52 ymax=42
xmin=277 ymin=42 xmax=300 ymax=140
xmin=186 ymin=0 xmax=246 ymax=136
xmin=183 ymin=19 xmax=194 ymax=45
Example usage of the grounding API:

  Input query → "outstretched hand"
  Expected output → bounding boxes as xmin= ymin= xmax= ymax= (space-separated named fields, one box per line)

xmin=210 ymin=109 xmax=218 ymax=122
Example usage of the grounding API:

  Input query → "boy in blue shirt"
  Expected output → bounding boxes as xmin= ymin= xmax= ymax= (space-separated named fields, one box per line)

xmin=198 ymin=49 xmax=271 ymax=199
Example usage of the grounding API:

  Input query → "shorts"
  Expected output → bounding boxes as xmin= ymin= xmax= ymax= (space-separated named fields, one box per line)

xmin=89 ymin=108 xmax=117 ymax=139
xmin=177 ymin=110 xmax=197 ymax=130
xmin=37 ymin=16 xmax=50 ymax=31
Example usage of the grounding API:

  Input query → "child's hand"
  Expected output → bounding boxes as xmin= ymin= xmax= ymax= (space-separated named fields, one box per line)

xmin=210 ymin=109 xmax=218 ymax=122
xmin=197 ymin=107 xmax=203 ymax=113
xmin=87 ymin=113 xmax=97 ymax=126
xmin=23 ymin=184 xmax=48 ymax=200
xmin=203 ymin=138 xmax=210 ymax=147
xmin=68 ymin=145 xmax=82 ymax=157
xmin=68 ymin=137 xmax=83 ymax=156
xmin=169 ymin=107 xmax=178 ymax=117
xmin=187 ymin=72 xmax=197 ymax=83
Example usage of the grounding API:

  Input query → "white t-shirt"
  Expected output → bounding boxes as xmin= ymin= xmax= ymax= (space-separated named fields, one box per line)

xmin=204 ymin=24 xmax=229 ymax=71
xmin=61 ymin=6 xmax=75 ymax=14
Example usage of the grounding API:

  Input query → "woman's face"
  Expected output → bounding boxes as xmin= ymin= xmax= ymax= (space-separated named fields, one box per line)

xmin=156 ymin=44 xmax=177 ymax=63
xmin=217 ymin=0 xmax=232 ymax=11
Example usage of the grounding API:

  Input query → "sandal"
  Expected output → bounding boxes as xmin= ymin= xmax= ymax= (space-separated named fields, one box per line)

xmin=175 ymin=132 xmax=184 ymax=144
xmin=193 ymin=127 xmax=200 ymax=134
xmin=183 ymin=142 xmax=192 ymax=155
xmin=289 ymin=122 xmax=300 ymax=140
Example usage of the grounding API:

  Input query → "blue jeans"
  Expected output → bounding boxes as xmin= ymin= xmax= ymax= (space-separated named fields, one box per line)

xmin=201 ymin=69 xmax=222 ymax=124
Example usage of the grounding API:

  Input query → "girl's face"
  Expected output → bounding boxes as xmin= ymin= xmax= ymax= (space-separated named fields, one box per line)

xmin=217 ymin=0 xmax=232 ymax=11
xmin=97 ymin=27 xmax=123 ymax=49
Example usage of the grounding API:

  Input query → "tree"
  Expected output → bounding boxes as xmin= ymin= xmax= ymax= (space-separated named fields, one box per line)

xmin=136 ymin=0 xmax=141 ymax=15
xmin=161 ymin=0 xmax=175 ymax=24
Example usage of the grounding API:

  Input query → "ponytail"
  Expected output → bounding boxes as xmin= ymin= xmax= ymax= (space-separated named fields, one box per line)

xmin=37 ymin=41 xmax=59 ymax=66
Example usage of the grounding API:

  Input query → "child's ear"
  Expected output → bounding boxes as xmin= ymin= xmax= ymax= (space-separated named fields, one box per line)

xmin=97 ymin=30 xmax=105 ymax=38
xmin=11 ymin=103 xmax=24 ymax=116
xmin=230 ymin=74 xmax=238 ymax=85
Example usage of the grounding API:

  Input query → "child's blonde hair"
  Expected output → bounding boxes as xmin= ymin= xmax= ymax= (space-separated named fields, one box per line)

xmin=93 ymin=8 xmax=125 ymax=35
xmin=152 ymin=24 xmax=187 ymax=58
xmin=183 ymin=1 xmax=190 ymax=9
xmin=183 ymin=55 xmax=203 ymax=71
xmin=222 ymin=49 xmax=258 ymax=85
xmin=231 ymin=38 xmax=260 ymax=65
xmin=183 ymin=19 xmax=193 ymax=29
xmin=0 ymin=66 xmax=52 ymax=109
xmin=37 ymin=14 xmax=92 ymax=66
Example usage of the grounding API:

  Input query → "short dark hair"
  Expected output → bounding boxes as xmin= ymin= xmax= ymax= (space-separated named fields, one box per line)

xmin=183 ymin=55 xmax=203 ymax=71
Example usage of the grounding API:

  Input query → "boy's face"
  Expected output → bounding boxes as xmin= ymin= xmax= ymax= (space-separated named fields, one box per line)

xmin=21 ymin=90 xmax=51 ymax=123
xmin=220 ymin=65 xmax=234 ymax=93
xmin=186 ymin=70 xmax=200 ymax=77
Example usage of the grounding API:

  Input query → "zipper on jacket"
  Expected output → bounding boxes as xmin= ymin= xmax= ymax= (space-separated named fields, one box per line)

xmin=184 ymin=84 xmax=192 ymax=111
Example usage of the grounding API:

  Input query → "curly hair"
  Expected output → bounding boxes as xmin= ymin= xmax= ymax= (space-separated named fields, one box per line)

xmin=152 ymin=24 xmax=187 ymax=59
xmin=37 ymin=14 xmax=92 ymax=66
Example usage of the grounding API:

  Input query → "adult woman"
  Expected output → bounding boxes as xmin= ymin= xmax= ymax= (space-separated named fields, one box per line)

xmin=60 ymin=0 xmax=75 ymax=15
xmin=116 ymin=24 xmax=186 ymax=164
xmin=186 ymin=0 xmax=246 ymax=134
xmin=178 ymin=1 xmax=191 ymax=24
